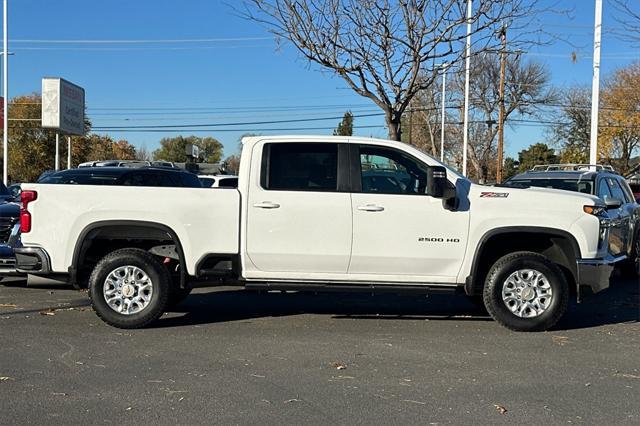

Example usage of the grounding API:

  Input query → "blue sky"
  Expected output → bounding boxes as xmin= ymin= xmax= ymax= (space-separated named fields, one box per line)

xmin=5 ymin=0 xmax=639 ymax=159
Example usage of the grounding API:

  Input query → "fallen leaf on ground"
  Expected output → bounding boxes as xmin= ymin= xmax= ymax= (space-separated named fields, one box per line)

xmin=284 ymin=398 xmax=301 ymax=403
xmin=39 ymin=309 xmax=56 ymax=316
xmin=614 ymin=373 xmax=640 ymax=379
xmin=551 ymin=335 xmax=569 ymax=346
xmin=0 ymin=303 xmax=17 ymax=308
xmin=494 ymin=404 xmax=508 ymax=415
xmin=0 ymin=376 xmax=14 ymax=381
xmin=332 ymin=362 xmax=347 ymax=370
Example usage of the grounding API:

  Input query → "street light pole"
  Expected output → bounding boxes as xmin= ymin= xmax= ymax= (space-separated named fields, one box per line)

xmin=2 ymin=0 xmax=8 ymax=185
xmin=67 ymin=136 xmax=71 ymax=169
xmin=589 ymin=0 xmax=603 ymax=166
xmin=440 ymin=63 xmax=449 ymax=162
xmin=462 ymin=0 xmax=472 ymax=177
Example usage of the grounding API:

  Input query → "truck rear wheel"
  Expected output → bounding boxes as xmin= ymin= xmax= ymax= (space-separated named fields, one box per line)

xmin=483 ymin=251 xmax=568 ymax=332
xmin=88 ymin=248 xmax=170 ymax=329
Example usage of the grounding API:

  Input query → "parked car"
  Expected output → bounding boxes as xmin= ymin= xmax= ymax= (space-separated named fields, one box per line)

xmin=0 ymin=181 xmax=21 ymax=278
xmin=38 ymin=167 xmax=202 ymax=188
xmin=628 ymin=175 xmax=640 ymax=202
xmin=198 ymin=174 xmax=238 ymax=188
xmin=504 ymin=164 xmax=639 ymax=275
xmin=16 ymin=136 xmax=627 ymax=331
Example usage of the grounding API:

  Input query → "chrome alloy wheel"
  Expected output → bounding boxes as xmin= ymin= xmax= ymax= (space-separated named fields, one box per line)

xmin=501 ymin=269 xmax=553 ymax=318
xmin=103 ymin=265 xmax=153 ymax=315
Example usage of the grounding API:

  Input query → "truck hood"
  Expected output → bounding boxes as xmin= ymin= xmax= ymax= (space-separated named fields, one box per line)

xmin=469 ymin=184 xmax=600 ymax=205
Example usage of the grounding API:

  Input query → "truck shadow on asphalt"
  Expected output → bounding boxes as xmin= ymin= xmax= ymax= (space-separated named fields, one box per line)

xmin=156 ymin=279 xmax=639 ymax=331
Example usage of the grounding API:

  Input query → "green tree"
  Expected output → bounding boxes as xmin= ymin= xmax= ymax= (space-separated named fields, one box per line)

xmin=153 ymin=135 xmax=223 ymax=163
xmin=517 ymin=143 xmax=558 ymax=172
xmin=503 ymin=157 xmax=519 ymax=179
xmin=333 ymin=111 xmax=353 ymax=136
xmin=549 ymin=87 xmax=590 ymax=164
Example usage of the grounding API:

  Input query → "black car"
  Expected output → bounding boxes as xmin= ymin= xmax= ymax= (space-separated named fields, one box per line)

xmin=38 ymin=167 xmax=203 ymax=188
xmin=0 ymin=181 xmax=20 ymax=277
xmin=504 ymin=164 xmax=639 ymax=275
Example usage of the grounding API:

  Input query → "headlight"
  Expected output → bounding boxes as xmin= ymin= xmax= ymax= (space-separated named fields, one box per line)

xmin=583 ymin=204 xmax=607 ymax=217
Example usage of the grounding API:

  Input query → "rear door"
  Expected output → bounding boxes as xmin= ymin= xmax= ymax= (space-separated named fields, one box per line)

xmin=245 ymin=142 xmax=352 ymax=274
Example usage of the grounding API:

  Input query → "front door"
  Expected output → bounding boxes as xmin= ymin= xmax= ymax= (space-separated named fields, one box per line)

xmin=348 ymin=145 xmax=469 ymax=281
xmin=245 ymin=141 xmax=352 ymax=274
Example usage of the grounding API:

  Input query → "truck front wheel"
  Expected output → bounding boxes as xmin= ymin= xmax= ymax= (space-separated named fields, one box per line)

xmin=88 ymin=248 xmax=170 ymax=329
xmin=483 ymin=251 xmax=569 ymax=332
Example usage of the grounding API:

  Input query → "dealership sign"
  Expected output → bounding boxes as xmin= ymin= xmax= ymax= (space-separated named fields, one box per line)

xmin=41 ymin=78 xmax=85 ymax=135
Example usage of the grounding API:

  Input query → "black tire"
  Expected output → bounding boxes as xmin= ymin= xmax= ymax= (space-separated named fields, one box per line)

xmin=483 ymin=251 xmax=569 ymax=332
xmin=621 ymin=232 xmax=640 ymax=278
xmin=168 ymin=284 xmax=192 ymax=308
xmin=88 ymin=248 xmax=170 ymax=329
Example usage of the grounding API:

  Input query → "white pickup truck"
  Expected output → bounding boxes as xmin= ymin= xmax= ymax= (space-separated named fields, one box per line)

xmin=15 ymin=136 xmax=626 ymax=331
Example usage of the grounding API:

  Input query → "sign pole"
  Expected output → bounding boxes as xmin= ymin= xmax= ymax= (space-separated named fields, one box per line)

xmin=67 ymin=136 xmax=71 ymax=169
xmin=440 ymin=63 xmax=449 ymax=162
xmin=3 ymin=0 xmax=8 ymax=185
xmin=55 ymin=132 xmax=59 ymax=171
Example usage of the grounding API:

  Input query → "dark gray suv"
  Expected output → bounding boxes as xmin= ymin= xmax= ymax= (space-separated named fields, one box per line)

xmin=505 ymin=164 xmax=639 ymax=276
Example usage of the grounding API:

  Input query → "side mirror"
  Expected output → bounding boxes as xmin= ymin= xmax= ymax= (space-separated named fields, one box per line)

xmin=427 ymin=166 xmax=456 ymax=200
xmin=605 ymin=197 xmax=623 ymax=210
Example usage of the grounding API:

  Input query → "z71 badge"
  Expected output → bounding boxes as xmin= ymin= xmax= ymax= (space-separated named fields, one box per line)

xmin=480 ymin=192 xmax=509 ymax=198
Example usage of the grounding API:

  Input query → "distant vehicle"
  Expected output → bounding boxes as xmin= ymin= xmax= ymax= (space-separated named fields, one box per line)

xmin=198 ymin=174 xmax=238 ymax=188
xmin=628 ymin=175 xmax=640 ymax=202
xmin=38 ymin=167 xmax=202 ymax=188
xmin=78 ymin=160 xmax=177 ymax=169
xmin=0 ymin=181 xmax=20 ymax=277
xmin=504 ymin=165 xmax=639 ymax=275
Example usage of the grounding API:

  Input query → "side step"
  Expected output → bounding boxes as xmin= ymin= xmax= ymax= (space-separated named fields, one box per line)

xmin=244 ymin=282 xmax=462 ymax=295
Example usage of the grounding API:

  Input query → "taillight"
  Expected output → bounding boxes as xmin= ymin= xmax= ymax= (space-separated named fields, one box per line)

xmin=20 ymin=190 xmax=37 ymax=233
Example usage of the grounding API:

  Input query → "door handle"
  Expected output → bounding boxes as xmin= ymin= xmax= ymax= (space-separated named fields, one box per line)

xmin=357 ymin=204 xmax=384 ymax=212
xmin=253 ymin=201 xmax=280 ymax=209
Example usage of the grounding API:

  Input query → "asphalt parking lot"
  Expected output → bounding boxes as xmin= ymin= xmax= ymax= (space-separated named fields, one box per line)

xmin=1 ymin=275 xmax=638 ymax=425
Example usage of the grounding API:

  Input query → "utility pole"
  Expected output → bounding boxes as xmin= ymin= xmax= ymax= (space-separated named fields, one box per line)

xmin=2 ymin=0 xmax=8 ymax=185
xmin=462 ymin=0 xmax=473 ymax=177
xmin=440 ymin=63 xmax=449 ymax=162
xmin=589 ymin=0 xmax=603 ymax=166
xmin=496 ymin=25 xmax=507 ymax=183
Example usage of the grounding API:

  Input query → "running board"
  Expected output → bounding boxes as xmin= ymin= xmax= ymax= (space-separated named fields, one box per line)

xmin=244 ymin=282 xmax=462 ymax=295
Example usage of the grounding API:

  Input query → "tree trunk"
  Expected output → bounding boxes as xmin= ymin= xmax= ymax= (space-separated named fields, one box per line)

xmin=386 ymin=113 xmax=402 ymax=141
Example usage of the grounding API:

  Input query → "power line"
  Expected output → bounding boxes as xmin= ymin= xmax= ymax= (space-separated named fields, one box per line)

xmin=11 ymin=36 xmax=274 ymax=44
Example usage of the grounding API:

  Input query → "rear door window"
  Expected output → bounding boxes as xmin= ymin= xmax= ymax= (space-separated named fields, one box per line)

xmin=262 ymin=143 xmax=338 ymax=192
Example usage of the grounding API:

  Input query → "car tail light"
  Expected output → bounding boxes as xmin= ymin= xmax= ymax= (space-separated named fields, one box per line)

xmin=20 ymin=190 xmax=37 ymax=233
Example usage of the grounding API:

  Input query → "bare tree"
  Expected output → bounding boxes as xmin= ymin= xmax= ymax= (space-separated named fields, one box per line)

xmin=612 ymin=0 xmax=640 ymax=44
xmin=241 ymin=0 xmax=556 ymax=141
xmin=451 ymin=52 xmax=555 ymax=182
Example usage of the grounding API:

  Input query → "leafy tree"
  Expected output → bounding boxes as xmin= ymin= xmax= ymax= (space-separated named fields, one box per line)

xmin=0 ymin=94 xmax=137 ymax=182
xmin=153 ymin=135 xmax=223 ymax=163
xmin=599 ymin=63 xmax=640 ymax=174
xmin=549 ymin=87 xmax=590 ymax=164
xmin=517 ymin=143 xmax=558 ymax=172
xmin=243 ymin=0 xmax=553 ymax=141
xmin=503 ymin=157 xmax=519 ymax=179
xmin=333 ymin=111 xmax=353 ymax=136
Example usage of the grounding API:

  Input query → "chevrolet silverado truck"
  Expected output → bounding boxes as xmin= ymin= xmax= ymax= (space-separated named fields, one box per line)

xmin=14 ymin=136 xmax=627 ymax=331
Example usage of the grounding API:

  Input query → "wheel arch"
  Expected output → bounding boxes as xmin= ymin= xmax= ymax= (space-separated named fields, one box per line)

xmin=69 ymin=220 xmax=187 ymax=289
xmin=465 ymin=226 xmax=581 ymax=297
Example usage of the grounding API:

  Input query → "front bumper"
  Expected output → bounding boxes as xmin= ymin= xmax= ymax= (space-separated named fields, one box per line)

xmin=14 ymin=246 xmax=52 ymax=274
xmin=576 ymin=254 xmax=626 ymax=294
